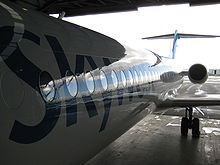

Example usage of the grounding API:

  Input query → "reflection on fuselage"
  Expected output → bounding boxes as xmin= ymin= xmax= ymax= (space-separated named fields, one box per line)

xmin=39 ymin=58 xmax=181 ymax=103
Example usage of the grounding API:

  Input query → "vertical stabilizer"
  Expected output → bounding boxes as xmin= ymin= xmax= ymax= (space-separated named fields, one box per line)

xmin=171 ymin=30 xmax=179 ymax=59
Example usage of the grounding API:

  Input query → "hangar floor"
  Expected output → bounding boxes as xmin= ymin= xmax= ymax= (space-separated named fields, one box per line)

xmin=85 ymin=76 xmax=220 ymax=165
xmin=85 ymin=114 xmax=220 ymax=165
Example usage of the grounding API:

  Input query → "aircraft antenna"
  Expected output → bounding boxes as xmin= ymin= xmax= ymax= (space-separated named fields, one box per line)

xmin=58 ymin=11 xmax=66 ymax=19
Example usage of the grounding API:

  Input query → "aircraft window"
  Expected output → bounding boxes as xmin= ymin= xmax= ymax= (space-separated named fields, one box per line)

xmin=143 ymin=71 xmax=148 ymax=83
xmin=159 ymin=68 xmax=162 ymax=79
xmin=111 ymin=70 xmax=118 ymax=88
xmin=152 ymin=71 xmax=156 ymax=81
xmin=142 ymin=67 xmax=147 ymax=83
xmin=100 ymin=70 xmax=108 ymax=90
xmin=120 ymin=70 xmax=126 ymax=87
xmin=154 ymin=69 xmax=158 ymax=80
xmin=156 ymin=68 xmax=160 ymax=77
xmin=85 ymin=72 xmax=95 ymax=93
xmin=144 ymin=66 xmax=149 ymax=79
xmin=139 ymin=70 xmax=144 ymax=84
xmin=146 ymin=70 xmax=151 ymax=83
xmin=156 ymin=71 xmax=159 ymax=80
xmin=65 ymin=71 xmax=78 ymax=97
xmin=133 ymin=70 xmax=139 ymax=85
xmin=127 ymin=70 xmax=133 ymax=86
xmin=39 ymin=71 xmax=56 ymax=102
xmin=148 ymin=68 xmax=153 ymax=82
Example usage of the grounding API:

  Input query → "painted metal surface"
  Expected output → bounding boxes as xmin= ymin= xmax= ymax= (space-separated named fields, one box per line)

xmin=1 ymin=1 xmax=218 ymax=165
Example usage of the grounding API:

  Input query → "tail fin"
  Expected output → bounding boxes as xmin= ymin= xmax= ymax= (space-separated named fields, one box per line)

xmin=142 ymin=30 xmax=220 ymax=59
xmin=172 ymin=30 xmax=179 ymax=59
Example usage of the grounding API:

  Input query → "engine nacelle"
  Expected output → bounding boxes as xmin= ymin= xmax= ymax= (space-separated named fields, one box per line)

xmin=188 ymin=64 xmax=208 ymax=84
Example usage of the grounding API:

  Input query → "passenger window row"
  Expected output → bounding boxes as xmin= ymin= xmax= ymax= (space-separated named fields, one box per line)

xmin=39 ymin=64 xmax=168 ymax=102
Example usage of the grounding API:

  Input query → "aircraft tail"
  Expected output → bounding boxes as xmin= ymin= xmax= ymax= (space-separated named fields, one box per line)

xmin=142 ymin=30 xmax=220 ymax=59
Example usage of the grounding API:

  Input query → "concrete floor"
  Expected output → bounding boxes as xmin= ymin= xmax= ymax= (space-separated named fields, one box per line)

xmin=85 ymin=76 xmax=220 ymax=165
xmin=85 ymin=114 xmax=220 ymax=165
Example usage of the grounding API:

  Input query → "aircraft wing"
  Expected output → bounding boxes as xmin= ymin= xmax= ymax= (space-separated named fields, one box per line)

xmin=142 ymin=33 xmax=220 ymax=39
xmin=159 ymin=94 xmax=220 ymax=108
xmin=157 ymin=76 xmax=220 ymax=116
xmin=11 ymin=0 xmax=220 ymax=17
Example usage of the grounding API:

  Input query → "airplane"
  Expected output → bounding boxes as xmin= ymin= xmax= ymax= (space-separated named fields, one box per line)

xmin=1 ymin=1 xmax=220 ymax=165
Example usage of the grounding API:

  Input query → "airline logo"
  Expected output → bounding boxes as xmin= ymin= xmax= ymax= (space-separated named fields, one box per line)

xmin=0 ymin=2 xmax=153 ymax=144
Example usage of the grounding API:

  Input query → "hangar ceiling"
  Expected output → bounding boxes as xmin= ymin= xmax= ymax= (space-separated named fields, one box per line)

xmin=10 ymin=0 xmax=220 ymax=17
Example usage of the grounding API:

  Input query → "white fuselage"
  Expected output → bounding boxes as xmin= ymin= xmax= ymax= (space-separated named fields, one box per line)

xmin=0 ymin=1 xmax=184 ymax=164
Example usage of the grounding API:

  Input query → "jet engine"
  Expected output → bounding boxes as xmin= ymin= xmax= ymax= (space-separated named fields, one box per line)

xmin=188 ymin=64 xmax=208 ymax=84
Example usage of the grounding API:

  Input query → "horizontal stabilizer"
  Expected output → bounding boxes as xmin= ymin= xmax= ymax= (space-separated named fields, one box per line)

xmin=142 ymin=30 xmax=220 ymax=59
xmin=142 ymin=33 xmax=220 ymax=39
